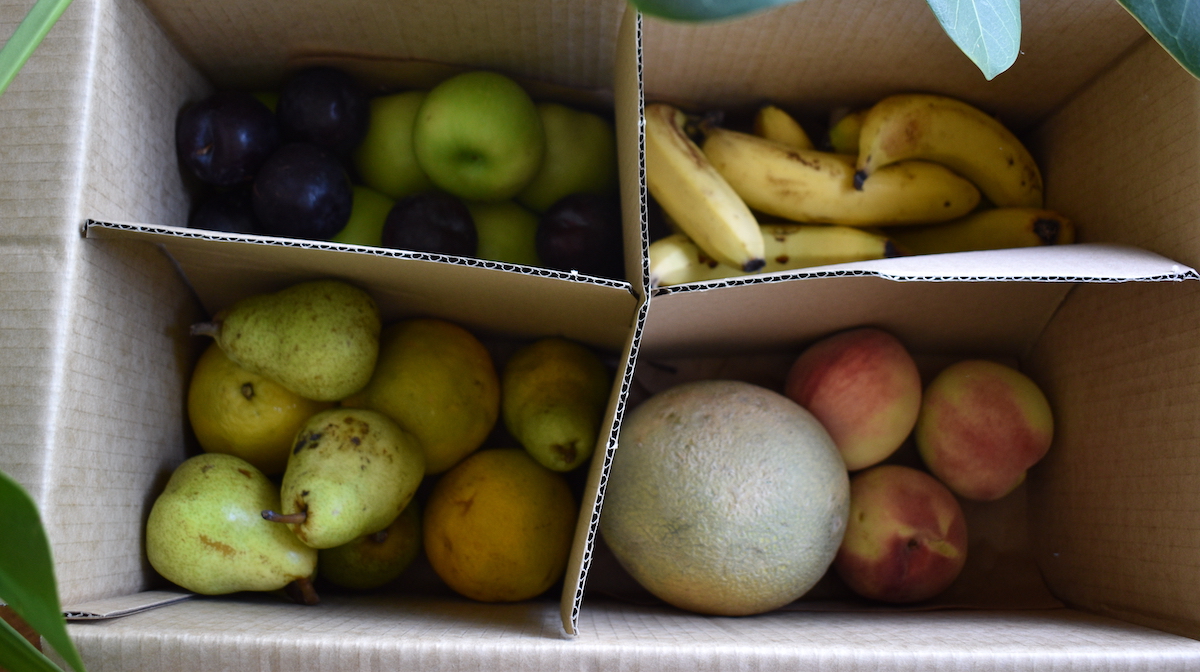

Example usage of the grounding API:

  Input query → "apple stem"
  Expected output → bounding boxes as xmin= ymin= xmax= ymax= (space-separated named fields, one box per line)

xmin=190 ymin=321 xmax=220 ymax=338
xmin=261 ymin=510 xmax=307 ymax=525
xmin=284 ymin=577 xmax=320 ymax=606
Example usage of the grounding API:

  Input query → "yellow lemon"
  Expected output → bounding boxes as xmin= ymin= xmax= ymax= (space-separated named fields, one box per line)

xmin=423 ymin=448 xmax=576 ymax=602
xmin=187 ymin=343 xmax=330 ymax=475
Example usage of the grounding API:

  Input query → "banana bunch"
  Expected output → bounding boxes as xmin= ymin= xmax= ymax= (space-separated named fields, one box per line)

xmin=753 ymin=104 xmax=813 ymax=150
xmin=854 ymin=93 xmax=1044 ymax=208
xmin=643 ymin=96 xmax=1073 ymax=288
xmin=645 ymin=103 xmax=765 ymax=272
xmin=701 ymin=126 xmax=981 ymax=227
xmin=650 ymin=223 xmax=897 ymax=287
xmin=886 ymin=208 xmax=1073 ymax=256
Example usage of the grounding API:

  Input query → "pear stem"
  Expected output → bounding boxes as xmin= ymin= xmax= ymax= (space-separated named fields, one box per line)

xmin=284 ymin=577 xmax=320 ymax=606
xmin=190 ymin=321 xmax=220 ymax=338
xmin=261 ymin=510 xmax=307 ymax=525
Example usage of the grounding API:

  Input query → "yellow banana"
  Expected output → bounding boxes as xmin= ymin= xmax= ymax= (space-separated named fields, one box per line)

xmin=701 ymin=127 xmax=981 ymax=227
xmin=645 ymin=103 xmax=765 ymax=272
xmin=649 ymin=224 xmax=899 ymax=287
xmin=887 ymin=208 xmax=1074 ymax=256
xmin=855 ymin=93 xmax=1044 ymax=208
xmin=752 ymin=105 xmax=813 ymax=150
xmin=828 ymin=109 xmax=867 ymax=155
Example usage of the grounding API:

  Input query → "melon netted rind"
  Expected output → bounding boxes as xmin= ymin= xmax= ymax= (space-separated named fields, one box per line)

xmin=600 ymin=379 xmax=850 ymax=616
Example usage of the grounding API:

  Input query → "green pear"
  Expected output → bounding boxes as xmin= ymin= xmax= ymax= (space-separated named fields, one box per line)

xmin=502 ymin=337 xmax=612 ymax=471
xmin=145 ymin=453 xmax=317 ymax=596
xmin=192 ymin=279 xmax=381 ymax=402
xmin=516 ymin=102 xmax=618 ymax=213
xmin=264 ymin=407 xmax=425 ymax=549
xmin=318 ymin=499 xmax=422 ymax=590
xmin=466 ymin=200 xmax=541 ymax=266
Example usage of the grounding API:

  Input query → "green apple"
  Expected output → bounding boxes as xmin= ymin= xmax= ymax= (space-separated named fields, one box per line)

xmin=332 ymin=185 xmax=394 ymax=247
xmin=253 ymin=91 xmax=278 ymax=112
xmin=354 ymin=91 xmax=436 ymax=200
xmin=517 ymin=103 xmax=619 ymax=213
xmin=318 ymin=500 xmax=422 ymax=591
xmin=466 ymin=200 xmax=541 ymax=266
xmin=413 ymin=71 xmax=545 ymax=202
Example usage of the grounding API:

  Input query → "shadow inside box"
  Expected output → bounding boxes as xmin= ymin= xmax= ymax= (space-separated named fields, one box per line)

xmin=117 ymin=588 xmax=572 ymax=641
xmin=585 ymin=514 xmax=1064 ymax=615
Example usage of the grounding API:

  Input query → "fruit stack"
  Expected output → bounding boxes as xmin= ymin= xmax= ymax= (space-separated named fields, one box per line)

xmin=147 ymin=279 xmax=613 ymax=604
xmin=601 ymin=326 xmax=1054 ymax=612
xmin=177 ymin=66 xmax=624 ymax=279
xmin=646 ymin=95 xmax=1075 ymax=286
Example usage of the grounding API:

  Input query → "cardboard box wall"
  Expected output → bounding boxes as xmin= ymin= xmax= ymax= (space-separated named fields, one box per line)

xmin=3 ymin=0 xmax=1200 ymax=669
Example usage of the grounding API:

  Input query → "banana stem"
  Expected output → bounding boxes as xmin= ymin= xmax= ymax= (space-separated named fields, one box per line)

xmin=261 ymin=510 xmax=307 ymax=524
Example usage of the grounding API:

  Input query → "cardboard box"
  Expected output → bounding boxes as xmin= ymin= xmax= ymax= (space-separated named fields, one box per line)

xmin=3 ymin=0 xmax=1200 ymax=668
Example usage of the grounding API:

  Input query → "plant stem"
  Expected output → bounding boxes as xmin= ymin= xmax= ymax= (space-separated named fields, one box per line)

xmin=0 ymin=0 xmax=75 ymax=99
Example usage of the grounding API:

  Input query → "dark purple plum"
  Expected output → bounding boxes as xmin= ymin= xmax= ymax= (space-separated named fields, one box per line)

xmin=537 ymin=193 xmax=623 ymax=278
xmin=189 ymin=187 xmax=261 ymax=234
xmin=276 ymin=67 xmax=370 ymax=159
xmin=251 ymin=143 xmax=353 ymax=240
xmin=176 ymin=91 xmax=280 ymax=187
xmin=381 ymin=192 xmax=477 ymax=257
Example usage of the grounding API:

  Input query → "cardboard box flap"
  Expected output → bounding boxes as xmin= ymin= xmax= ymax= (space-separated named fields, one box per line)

xmin=63 ymin=591 xmax=193 ymax=621
xmin=58 ymin=594 xmax=1200 ymax=670
xmin=139 ymin=0 xmax=627 ymax=93
xmin=640 ymin=0 xmax=1147 ymax=132
xmin=83 ymin=221 xmax=638 ymax=352
xmin=653 ymin=244 xmax=1199 ymax=296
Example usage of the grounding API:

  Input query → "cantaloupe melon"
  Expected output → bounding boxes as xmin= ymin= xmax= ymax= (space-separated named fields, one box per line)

xmin=600 ymin=379 xmax=849 ymax=616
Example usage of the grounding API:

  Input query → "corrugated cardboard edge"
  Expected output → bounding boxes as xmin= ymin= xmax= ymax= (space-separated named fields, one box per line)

xmin=651 ymin=244 xmax=1200 ymax=297
xmin=63 ymin=591 xmax=193 ymax=620
xmin=82 ymin=220 xmax=636 ymax=293
xmin=560 ymin=5 xmax=648 ymax=636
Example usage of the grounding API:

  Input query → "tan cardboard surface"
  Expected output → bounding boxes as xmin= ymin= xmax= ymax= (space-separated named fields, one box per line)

xmin=640 ymin=0 xmax=1148 ymax=132
xmin=84 ymin=222 xmax=638 ymax=352
xmin=1 ymin=0 xmax=208 ymax=607
xmin=138 ymin=0 xmax=627 ymax=94
xmin=1025 ymin=36 xmax=1200 ymax=640
xmin=55 ymin=594 xmax=1200 ymax=671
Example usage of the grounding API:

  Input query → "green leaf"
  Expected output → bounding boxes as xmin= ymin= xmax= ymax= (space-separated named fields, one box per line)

xmin=1116 ymin=0 xmax=1200 ymax=78
xmin=628 ymin=0 xmax=804 ymax=22
xmin=0 ymin=472 xmax=85 ymax=672
xmin=0 ymin=616 xmax=66 ymax=672
xmin=0 ymin=0 xmax=75 ymax=98
xmin=926 ymin=0 xmax=1022 ymax=80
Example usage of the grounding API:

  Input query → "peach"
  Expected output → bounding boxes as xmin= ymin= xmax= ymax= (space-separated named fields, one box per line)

xmin=834 ymin=464 xmax=968 ymax=603
xmin=916 ymin=359 xmax=1053 ymax=501
xmin=784 ymin=327 xmax=922 ymax=470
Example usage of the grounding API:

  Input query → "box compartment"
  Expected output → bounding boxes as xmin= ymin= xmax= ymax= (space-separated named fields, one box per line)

xmin=2 ymin=0 xmax=1200 ymax=667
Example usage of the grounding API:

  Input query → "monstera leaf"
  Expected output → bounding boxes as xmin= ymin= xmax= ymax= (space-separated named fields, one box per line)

xmin=629 ymin=0 xmax=801 ymax=21
xmin=1117 ymin=0 xmax=1200 ymax=77
xmin=926 ymin=0 xmax=1022 ymax=80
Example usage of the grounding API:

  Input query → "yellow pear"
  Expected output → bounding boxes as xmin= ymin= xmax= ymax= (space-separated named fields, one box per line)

xmin=502 ymin=337 xmax=611 ymax=472
xmin=187 ymin=343 xmax=331 ymax=475
xmin=342 ymin=319 xmax=500 ymax=474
